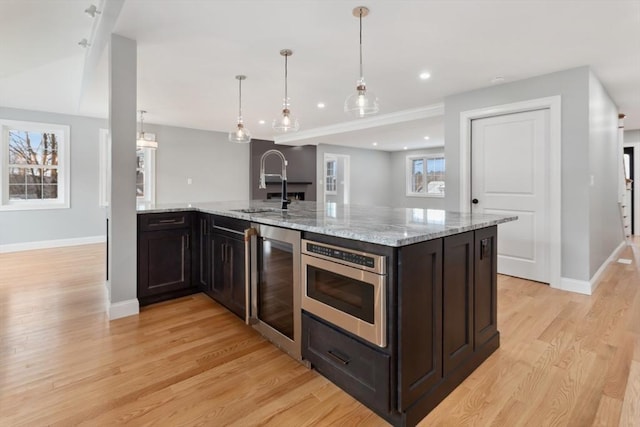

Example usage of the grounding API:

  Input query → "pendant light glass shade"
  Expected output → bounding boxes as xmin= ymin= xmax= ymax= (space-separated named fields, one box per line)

xmin=345 ymin=77 xmax=379 ymax=118
xmin=229 ymin=75 xmax=252 ymax=143
xmin=344 ymin=6 xmax=379 ymax=118
xmin=273 ymin=49 xmax=299 ymax=133
xmin=137 ymin=110 xmax=158 ymax=149
xmin=272 ymin=98 xmax=300 ymax=133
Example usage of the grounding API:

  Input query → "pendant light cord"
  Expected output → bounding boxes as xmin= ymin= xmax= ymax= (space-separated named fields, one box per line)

xmin=359 ymin=8 xmax=363 ymax=80
xmin=238 ymin=78 xmax=242 ymax=120
xmin=284 ymin=53 xmax=288 ymax=103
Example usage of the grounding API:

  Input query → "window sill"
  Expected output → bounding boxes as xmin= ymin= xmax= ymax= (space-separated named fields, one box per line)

xmin=0 ymin=201 xmax=70 ymax=211
xmin=405 ymin=193 xmax=445 ymax=198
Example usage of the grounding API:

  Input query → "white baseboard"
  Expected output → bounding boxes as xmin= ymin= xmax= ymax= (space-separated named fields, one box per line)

xmin=558 ymin=240 xmax=627 ymax=296
xmin=557 ymin=277 xmax=592 ymax=295
xmin=0 ymin=235 xmax=106 ymax=253
xmin=108 ymin=298 xmax=139 ymax=320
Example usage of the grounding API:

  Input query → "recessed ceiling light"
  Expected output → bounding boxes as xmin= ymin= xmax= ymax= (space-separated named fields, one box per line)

xmin=424 ymin=136 xmax=430 ymax=140
xmin=403 ymin=146 xmax=408 ymax=150
xmin=258 ymin=120 xmax=266 ymax=125
xmin=491 ymin=76 xmax=505 ymax=84
xmin=419 ymin=72 xmax=431 ymax=80
xmin=372 ymin=142 xmax=378 ymax=146
xmin=317 ymin=102 xmax=326 ymax=109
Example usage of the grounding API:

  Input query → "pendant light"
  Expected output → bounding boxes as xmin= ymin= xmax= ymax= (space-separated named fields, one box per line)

xmin=272 ymin=49 xmax=300 ymax=133
xmin=137 ymin=110 xmax=158 ymax=149
xmin=228 ymin=75 xmax=252 ymax=143
xmin=344 ymin=6 xmax=379 ymax=118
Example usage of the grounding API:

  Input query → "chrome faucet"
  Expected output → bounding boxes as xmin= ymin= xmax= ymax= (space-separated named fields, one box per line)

xmin=259 ymin=149 xmax=290 ymax=209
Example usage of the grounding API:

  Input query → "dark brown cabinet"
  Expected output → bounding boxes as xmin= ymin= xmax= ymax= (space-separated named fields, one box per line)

xmin=302 ymin=312 xmax=390 ymax=415
xmin=210 ymin=217 xmax=249 ymax=319
xmin=474 ymin=227 xmax=498 ymax=347
xmin=398 ymin=238 xmax=443 ymax=410
xmin=197 ymin=213 xmax=213 ymax=293
xmin=396 ymin=226 xmax=499 ymax=426
xmin=442 ymin=231 xmax=474 ymax=376
xmin=137 ymin=212 xmax=197 ymax=306
xmin=305 ymin=227 xmax=499 ymax=426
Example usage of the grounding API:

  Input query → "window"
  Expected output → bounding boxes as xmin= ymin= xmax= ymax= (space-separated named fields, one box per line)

xmin=98 ymin=129 xmax=156 ymax=206
xmin=406 ymin=154 xmax=445 ymax=197
xmin=136 ymin=146 xmax=156 ymax=204
xmin=325 ymin=157 xmax=337 ymax=195
xmin=1 ymin=120 xmax=70 ymax=210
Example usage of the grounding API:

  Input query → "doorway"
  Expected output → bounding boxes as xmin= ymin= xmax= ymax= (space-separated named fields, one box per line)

xmin=471 ymin=109 xmax=550 ymax=283
xmin=460 ymin=96 xmax=562 ymax=288
xmin=323 ymin=154 xmax=350 ymax=204
xmin=624 ymin=146 xmax=634 ymax=234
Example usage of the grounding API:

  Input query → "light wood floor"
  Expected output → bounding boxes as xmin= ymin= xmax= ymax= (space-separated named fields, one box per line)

xmin=1 ymin=240 xmax=639 ymax=426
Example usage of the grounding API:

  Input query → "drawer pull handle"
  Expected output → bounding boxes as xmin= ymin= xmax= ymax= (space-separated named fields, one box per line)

xmin=327 ymin=350 xmax=350 ymax=365
xmin=158 ymin=219 xmax=183 ymax=224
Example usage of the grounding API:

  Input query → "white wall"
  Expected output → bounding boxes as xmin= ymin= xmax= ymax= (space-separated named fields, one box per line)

xmin=0 ymin=109 xmax=251 ymax=249
xmin=588 ymin=71 xmax=624 ymax=277
xmin=444 ymin=66 xmax=622 ymax=283
xmin=315 ymin=144 xmax=392 ymax=206
xmin=0 ymin=107 xmax=107 ymax=247
xmin=390 ymin=147 xmax=446 ymax=210
xmin=143 ymin=123 xmax=249 ymax=203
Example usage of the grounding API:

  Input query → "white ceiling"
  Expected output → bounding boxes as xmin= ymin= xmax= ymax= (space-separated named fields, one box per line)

xmin=1 ymin=0 xmax=639 ymax=152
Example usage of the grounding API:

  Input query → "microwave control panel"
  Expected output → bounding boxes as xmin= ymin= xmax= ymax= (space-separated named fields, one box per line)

xmin=305 ymin=242 xmax=376 ymax=269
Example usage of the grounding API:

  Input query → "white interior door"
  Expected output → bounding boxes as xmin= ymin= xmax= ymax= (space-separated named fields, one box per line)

xmin=471 ymin=109 xmax=550 ymax=283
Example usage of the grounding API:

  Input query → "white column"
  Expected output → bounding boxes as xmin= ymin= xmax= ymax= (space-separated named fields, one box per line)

xmin=107 ymin=34 xmax=139 ymax=319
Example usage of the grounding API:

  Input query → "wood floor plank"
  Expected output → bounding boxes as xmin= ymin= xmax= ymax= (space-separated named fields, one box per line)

xmin=2 ymin=240 xmax=640 ymax=426
xmin=619 ymin=360 xmax=640 ymax=426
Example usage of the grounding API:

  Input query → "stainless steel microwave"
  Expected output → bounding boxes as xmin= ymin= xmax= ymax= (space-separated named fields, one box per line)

xmin=301 ymin=239 xmax=386 ymax=347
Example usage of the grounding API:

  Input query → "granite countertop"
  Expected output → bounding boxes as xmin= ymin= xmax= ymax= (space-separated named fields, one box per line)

xmin=137 ymin=200 xmax=517 ymax=247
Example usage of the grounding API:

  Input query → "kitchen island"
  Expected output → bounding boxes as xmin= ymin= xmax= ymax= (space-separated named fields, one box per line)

xmin=137 ymin=200 xmax=516 ymax=426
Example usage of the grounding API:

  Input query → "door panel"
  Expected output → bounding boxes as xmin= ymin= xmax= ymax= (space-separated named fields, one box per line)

xmin=471 ymin=109 xmax=549 ymax=283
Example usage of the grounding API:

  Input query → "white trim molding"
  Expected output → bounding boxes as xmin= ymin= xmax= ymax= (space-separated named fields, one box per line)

xmin=275 ymin=103 xmax=444 ymax=145
xmin=459 ymin=96 xmax=562 ymax=289
xmin=0 ymin=235 xmax=106 ymax=253
xmin=558 ymin=240 xmax=626 ymax=295
xmin=108 ymin=298 xmax=139 ymax=320
xmin=0 ymin=119 xmax=71 ymax=211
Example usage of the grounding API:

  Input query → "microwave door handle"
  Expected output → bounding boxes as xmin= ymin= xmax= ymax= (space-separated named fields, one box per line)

xmin=244 ymin=227 xmax=258 ymax=325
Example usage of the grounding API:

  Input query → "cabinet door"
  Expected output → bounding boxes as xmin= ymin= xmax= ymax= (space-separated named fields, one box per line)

xmin=398 ymin=238 xmax=443 ymax=410
xmin=443 ymin=231 xmax=474 ymax=376
xmin=211 ymin=231 xmax=228 ymax=302
xmin=210 ymin=231 xmax=246 ymax=319
xmin=138 ymin=228 xmax=192 ymax=298
xmin=474 ymin=226 xmax=498 ymax=347
xmin=226 ymin=235 xmax=246 ymax=319
xmin=197 ymin=214 xmax=211 ymax=291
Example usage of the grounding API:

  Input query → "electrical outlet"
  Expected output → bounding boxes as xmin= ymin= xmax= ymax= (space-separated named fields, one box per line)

xmin=187 ymin=178 xmax=193 ymax=185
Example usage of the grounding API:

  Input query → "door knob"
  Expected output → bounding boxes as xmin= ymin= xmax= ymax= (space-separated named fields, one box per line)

xmin=472 ymin=198 xmax=479 ymax=204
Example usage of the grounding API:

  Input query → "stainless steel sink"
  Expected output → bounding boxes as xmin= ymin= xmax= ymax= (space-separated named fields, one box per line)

xmin=231 ymin=207 xmax=279 ymax=214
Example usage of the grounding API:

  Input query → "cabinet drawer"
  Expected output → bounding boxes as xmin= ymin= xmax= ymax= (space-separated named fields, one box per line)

xmin=212 ymin=215 xmax=250 ymax=234
xmin=302 ymin=313 xmax=390 ymax=415
xmin=139 ymin=212 xmax=191 ymax=231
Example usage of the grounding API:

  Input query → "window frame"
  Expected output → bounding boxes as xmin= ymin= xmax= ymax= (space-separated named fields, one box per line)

xmin=98 ymin=129 xmax=156 ymax=207
xmin=136 ymin=145 xmax=156 ymax=205
xmin=405 ymin=153 xmax=445 ymax=198
xmin=0 ymin=119 xmax=70 ymax=211
xmin=324 ymin=156 xmax=337 ymax=195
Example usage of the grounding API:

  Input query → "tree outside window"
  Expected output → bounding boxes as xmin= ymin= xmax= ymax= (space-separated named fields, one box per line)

xmin=1 ymin=120 xmax=69 ymax=210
